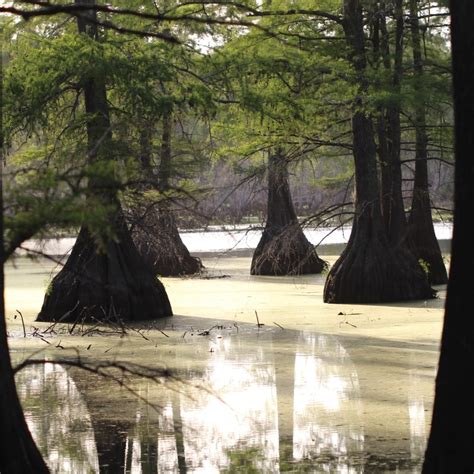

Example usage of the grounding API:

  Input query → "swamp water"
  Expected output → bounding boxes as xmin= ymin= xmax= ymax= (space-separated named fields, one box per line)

xmin=6 ymin=251 xmax=446 ymax=473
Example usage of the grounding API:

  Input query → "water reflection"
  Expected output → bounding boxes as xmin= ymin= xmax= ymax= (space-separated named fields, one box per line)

xmin=155 ymin=402 xmax=180 ymax=472
xmin=408 ymin=357 xmax=430 ymax=470
xmin=176 ymin=335 xmax=279 ymax=472
xmin=15 ymin=362 xmax=99 ymax=473
xmin=15 ymin=330 xmax=431 ymax=472
xmin=293 ymin=333 xmax=364 ymax=472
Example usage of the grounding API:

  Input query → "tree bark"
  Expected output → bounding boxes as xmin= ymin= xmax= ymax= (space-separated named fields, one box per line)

xmin=131 ymin=106 xmax=202 ymax=277
xmin=37 ymin=0 xmax=172 ymax=322
xmin=37 ymin=213 xmax=172 ymax=322
xmin=376 ymin=0 xmax=408 ymax=248
xmin=407 ymin=0 xmax=448 ymax=285
xmin=0 ymin=306 xmax=50 ymax=473
xmin=158 ymin=105 xmax=173 ymax=191
xmin=324 ymin=0 xmax=433 ymax=303
xmin=251 ymin=150 xmax=326 ymax=276
xmin=423 ymin=2 xmax=474 ymax=471
xmin=132 ymin=207 xmax=202 ymax=277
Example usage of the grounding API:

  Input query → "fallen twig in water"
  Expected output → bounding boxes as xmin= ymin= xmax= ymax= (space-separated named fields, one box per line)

xmin=198 ymin=325 xmax=217 ymax=336
xmin=255 ymin=310 xmax=265 ymax=328
xmin=14 ymin=309 xmax=26 ymax=338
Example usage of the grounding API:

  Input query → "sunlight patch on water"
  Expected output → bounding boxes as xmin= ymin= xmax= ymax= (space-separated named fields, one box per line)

xmin=293 ymin=333 xmax=364 ymax=472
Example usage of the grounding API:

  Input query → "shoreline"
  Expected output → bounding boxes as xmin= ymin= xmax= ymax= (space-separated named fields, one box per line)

xmin=15 ymin=222 xmax=453 ymax=259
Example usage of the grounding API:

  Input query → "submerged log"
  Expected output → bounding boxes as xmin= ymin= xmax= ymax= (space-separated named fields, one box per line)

xmin=251 ymin=152 xmax=326 ymax=276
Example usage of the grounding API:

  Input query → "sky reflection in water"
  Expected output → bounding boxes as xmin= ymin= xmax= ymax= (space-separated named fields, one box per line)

xmin=15 ymin=329 xmax=433 ymax=473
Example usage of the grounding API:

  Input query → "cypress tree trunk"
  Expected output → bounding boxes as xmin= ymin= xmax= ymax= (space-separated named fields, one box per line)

xmin=158 ymin=105 xmax=173 ymax=189
xmin=0 ymin=291 xmax=50 ymax=473
xmin=407 ymin=0 xmax=448 ymax=285
xmin=376 ymin=0 xmax=407 ymax=247
xmin=324 ymin=0 xmax=433 ymax=303
xmin=131 ymin=106 xmax=202 ymax=277
xmin=37 ymin=214 xmax=172 ymax=322
xmin=423 ymin=2 xmax=474 ymax=471
xmin=132 ymin=208 xmax=202 ymax=277
xmin=251 ymin=150 xmax=326 ymax=276
xmin=0 ymin=120 xmax=49 ymax=472
xmin=38 ymin=0 xmax=172 ymax=322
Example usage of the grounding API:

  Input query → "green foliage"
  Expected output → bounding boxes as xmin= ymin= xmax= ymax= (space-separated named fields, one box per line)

xmin=1 ymin=0 xmax=453 ymax=253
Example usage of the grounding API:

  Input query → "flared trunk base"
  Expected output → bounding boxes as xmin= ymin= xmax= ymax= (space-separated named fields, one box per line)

xmin=37 ymin=223 xmax=172 ymax=323
xmin=324 ymin=223 xmax=435 ymax=304
xmin=251 ymin=224 xmax=326 ymax=276
xmin=132 ymin=209 xmax=202 ymax=277
xmin=408 ymin=213 xmax=448 ymax=285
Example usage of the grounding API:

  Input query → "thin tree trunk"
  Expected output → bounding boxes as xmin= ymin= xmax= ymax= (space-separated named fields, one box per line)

xmin=407 ymin=0 xmax=448 ymax=285
xmin=38 ymin=0 xmax=172 ymax=322
xmin=324 ymin=0 xmax=433 ymax=303
xmin=251 ymin=150 xmax=326 ymax=275
xmin=158 ymin=105 xmax=173 ymax=192
xmin=423 ymin=2 xmax=474 ymax=470
xmin=377 ymin=0 xmax=407 ymax=247
xmin=139 ymin=126 xmax=154 ymax=174
xmin=131 ymin=105 xmax=202 ymax=277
